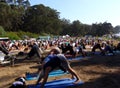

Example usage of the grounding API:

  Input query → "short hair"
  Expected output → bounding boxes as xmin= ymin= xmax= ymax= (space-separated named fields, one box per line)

xmin=50 ymin=47 xmax=61 ymax=54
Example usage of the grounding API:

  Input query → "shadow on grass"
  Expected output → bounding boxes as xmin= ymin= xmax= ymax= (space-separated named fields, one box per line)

xmin=69 ymin=54 xmax=120 ymax=88
xmin=72 ymin=73 xmax=120 ymax=88
xmin=70 ymin=54 xmax=120 ymax=68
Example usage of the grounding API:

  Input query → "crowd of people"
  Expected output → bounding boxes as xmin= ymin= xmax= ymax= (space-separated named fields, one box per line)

xmin=0 ymin=36 xmax=120 ymax=66
xmin=0 ymin=36 xmax=120 ymax=58
xmin=0 ymin=36 xmax=120 ymax=88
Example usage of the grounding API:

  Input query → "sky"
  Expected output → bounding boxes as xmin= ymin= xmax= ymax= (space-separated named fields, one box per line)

xmin=29 ymin=0 xmax=120 ymax=27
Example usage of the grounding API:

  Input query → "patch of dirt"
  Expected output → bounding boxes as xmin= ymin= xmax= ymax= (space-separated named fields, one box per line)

xmin=0 ymin=54 xmax=120 ymax=88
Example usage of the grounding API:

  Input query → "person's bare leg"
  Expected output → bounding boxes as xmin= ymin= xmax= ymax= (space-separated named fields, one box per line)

xmin=67 ymin=67 xmax=81 ymax=84
xmin=40 ymin=67 xmax=51 ymax=88
xmin=36 ymin=70 xmax=44 ymax=85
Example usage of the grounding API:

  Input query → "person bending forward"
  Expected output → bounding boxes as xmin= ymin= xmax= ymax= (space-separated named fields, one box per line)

xmin=36 ymin=54 xmax=80 ymax=88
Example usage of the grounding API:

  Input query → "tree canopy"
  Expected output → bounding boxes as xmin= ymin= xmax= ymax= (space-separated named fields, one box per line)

xmin=0 ymin=1 xmax=119 ymax=37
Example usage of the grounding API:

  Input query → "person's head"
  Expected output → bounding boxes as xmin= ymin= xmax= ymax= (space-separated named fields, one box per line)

xmin=15 ymin=74 xmax=26 ymax=82
xmin=11 ymin=74 xmax=26 ymax=88
xmin=50 ymin=47 xmax=61 ymax=54
xmin=106 ymin=40 xmax=110 ymax=45
xmin=18 ymin=77 xmax=26 ymax=84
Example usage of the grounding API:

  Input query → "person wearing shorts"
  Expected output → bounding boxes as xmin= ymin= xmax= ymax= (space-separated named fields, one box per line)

xmin=36 ymin=48 xmax=80 ymax=88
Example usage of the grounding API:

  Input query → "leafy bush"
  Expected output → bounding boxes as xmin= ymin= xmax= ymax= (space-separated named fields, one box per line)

xmin=6 ymin=32 xmax=20 ymax=40
xmin=16 ymin=31 xmax=39 ymax=39
xmin=0 ymin=26 xmax=6 ymax=37
xmin=5 ymin=31 xmax=39 ymax=40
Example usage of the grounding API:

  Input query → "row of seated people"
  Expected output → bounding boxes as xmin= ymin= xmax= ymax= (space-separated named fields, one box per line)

xmin=1 ymin=39 xmax=120 ymax=62
xmin=91 ymin=40 xmax=120 ymax=55
xmin=60 ymin=42 xmax=87 ymax=57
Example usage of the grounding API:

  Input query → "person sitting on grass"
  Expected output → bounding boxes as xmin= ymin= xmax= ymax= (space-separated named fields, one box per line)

xmin=23 ymin=41 xmax=42 ymax=64
xmin=91 ymin=39 xmax=103 ymax=54
xmin=102 ymin=41 xmax=115 ymax=55
xmin=74 ymin=43 xmax=87 ymax=57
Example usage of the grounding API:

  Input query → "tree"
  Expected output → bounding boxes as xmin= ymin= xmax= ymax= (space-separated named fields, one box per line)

xmin=10 ymin=5 xmax=24 ymax=31
xmin=0 ymin=2 xmax=12 ymax=31
xmin=82 ymin=24 xmax=91 ymax=35
xmin=6 ymin=0 xmax=30 ymax=9
xmin=70 ymin=20 xmax=82 ymax=36
xmin=113 ymin=25 xmax=120 ymax=33
xmin=60 ymin=18 xmax=71 ymax=35
xmin=89 ymin=22 xmax=113 ymax=36
xmin=101 ymin=22 xmax=113 ymax=35
xmin=22 ymin=4 xmax=62 ymax=35
xmin=0 ymin=2 xmax=24 ymax=31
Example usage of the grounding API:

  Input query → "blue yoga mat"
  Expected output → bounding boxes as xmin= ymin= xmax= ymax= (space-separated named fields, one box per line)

xmin=94 ymin=52 xmax=114 ymax=56
xmin=26 ymin=70 xmax=69 ymax=80
xmin=68 ymin=56 xmax=89 ymax=61
xmin=27 ymin=78 xmax=84 ymax=88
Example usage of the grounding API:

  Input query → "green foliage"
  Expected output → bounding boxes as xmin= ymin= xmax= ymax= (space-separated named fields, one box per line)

xmin=0 ymin=26 xmax=6 ymax=36
xmin=16 ymin=31 xmax=39 ymax=39
xmin=88 ymin=22 xmax=113 ymax=36
xmin=0 ymin=2 xmax=116 ymax=37
xmin=22 ymin=4 xmax=62 ymax=35
xmin=6 ymin=32 xmax=20 ymax=40
xmin=113 ymin=25 xmax=120 ymax=33
xmin=6 ymin=31 xmax=39 ymax=40
xmin=40 ymin=32 xmax=50 ymax=36
xmin=117 ymin=37 xmax=120 ymax=41
xmin=0 ymin=3 xmax=12 ymax=30
xmin=0 ymin=2 xmax=24 ymax=31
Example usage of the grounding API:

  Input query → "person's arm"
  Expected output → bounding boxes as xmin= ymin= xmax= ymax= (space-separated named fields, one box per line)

xmin=40 ymin=67 xmax=51 ymax=88
xmin=0 ymin=43 xmax=9 ymax=55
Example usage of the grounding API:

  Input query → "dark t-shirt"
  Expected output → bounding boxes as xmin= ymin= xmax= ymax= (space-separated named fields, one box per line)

xmin=43 ymin=56 xmax=61 ymax=71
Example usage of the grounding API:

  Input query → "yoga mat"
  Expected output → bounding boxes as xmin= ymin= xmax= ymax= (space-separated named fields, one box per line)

xmin=106 ymin=53 xmax=114 ymax=56
xmin=26 ymin=70 xmax=69 ymax=80
xmin=68 ymin=56 xmax=90 ymax=61
xmin=27 ymin=78 xmax=84 ymax=88
xmin=94 ymin=51 xmax=114 ymax=56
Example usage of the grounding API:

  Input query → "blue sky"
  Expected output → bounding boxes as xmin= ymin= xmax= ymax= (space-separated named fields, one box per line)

xmin=29 ymin=0 xmax=120 ymax=27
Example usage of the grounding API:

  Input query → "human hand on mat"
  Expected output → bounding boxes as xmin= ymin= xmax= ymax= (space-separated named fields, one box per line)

xmin=35 ymin=81 xmax=41 ymax=85
xmin=73 ymin=78 xmax=81 ymax=84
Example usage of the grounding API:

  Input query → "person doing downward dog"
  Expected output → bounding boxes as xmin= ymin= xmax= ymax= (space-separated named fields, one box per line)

xmin=36 ymin=48 xmax=81 ymax=88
